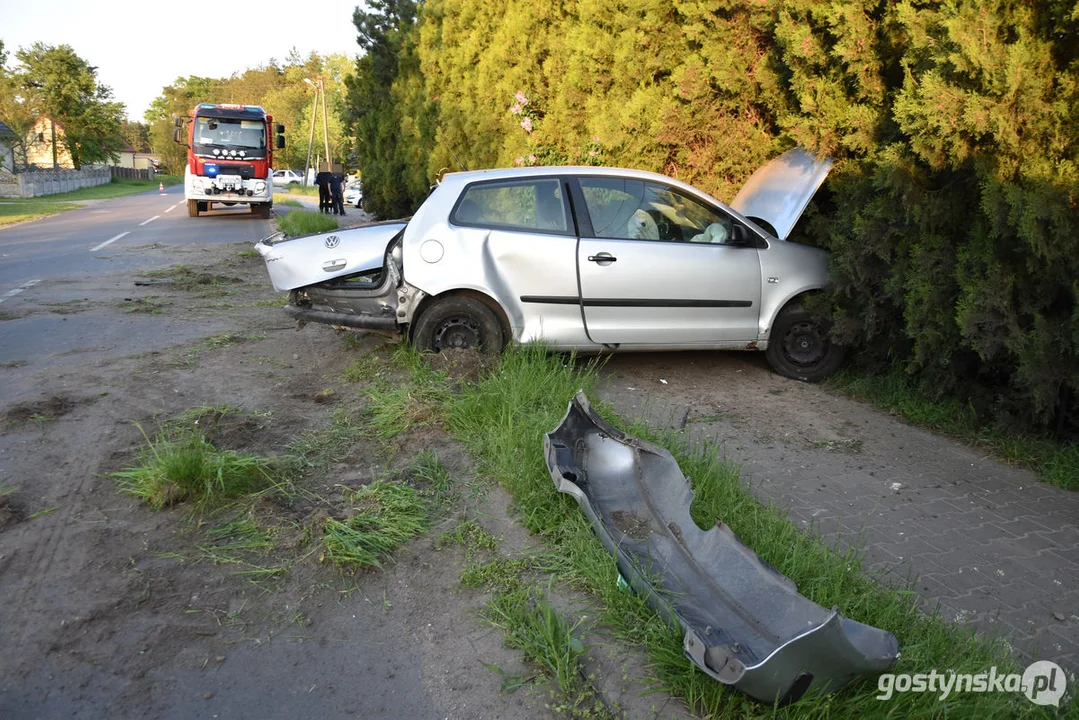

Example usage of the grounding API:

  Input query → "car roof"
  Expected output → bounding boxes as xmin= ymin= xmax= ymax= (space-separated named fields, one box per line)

xmin=437 ymin=165 xmax=728 ymax=211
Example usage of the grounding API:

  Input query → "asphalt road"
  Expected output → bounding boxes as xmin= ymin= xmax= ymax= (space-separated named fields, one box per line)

xmin=0 ymin=184 xmax=277 ymax=383
xmin=0 ymin=185 xmax=273 ymax=290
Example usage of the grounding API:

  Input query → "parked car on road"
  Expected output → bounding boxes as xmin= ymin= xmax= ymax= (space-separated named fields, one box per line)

xmin=254 ymin=148 xmax=842 ymax=381
xmin=344 ymin=182 xmax=363 ymax=209
xmin=272 ymin=169 xmax=303 ymax=185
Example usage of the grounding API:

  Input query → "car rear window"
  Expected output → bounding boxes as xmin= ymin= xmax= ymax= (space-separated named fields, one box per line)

xmin=452 ymin=179 xmax=568 ymax=233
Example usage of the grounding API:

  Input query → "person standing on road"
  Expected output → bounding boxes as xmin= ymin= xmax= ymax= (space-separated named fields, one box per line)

xmin=329 ymin=172 xmax=345 ymax=216
xmin=315 ymin=170 xmax=331 ymax=213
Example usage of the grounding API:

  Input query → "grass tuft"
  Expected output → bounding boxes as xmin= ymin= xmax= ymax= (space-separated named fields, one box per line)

xmin=321 ymin=480 xmax=427 ymax=568
xmin=277 ymin=210 xmax=338 ymax=237
xmin=113 ymin=425 xmax=274 ymax=509
xmin=278 ymin=408 xmax=363 ymax=480
xmin=481 ymin=583 xmax=609 ymax=716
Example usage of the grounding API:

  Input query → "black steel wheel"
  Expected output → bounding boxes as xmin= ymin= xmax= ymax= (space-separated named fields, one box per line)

xmin=765 ymin=302 xmax=845 ymax=382
xmin=412 ymin=296 xmax=504 ymax=354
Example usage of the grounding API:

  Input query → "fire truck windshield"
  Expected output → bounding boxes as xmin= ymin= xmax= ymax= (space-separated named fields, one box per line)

xmin=194 ymin=117 xmax=266 ymax=150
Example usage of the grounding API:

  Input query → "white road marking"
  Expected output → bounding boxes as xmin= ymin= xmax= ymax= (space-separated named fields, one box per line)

xmin=139 ymin=216 xmax=160 ymax=226
xmin=0 ymin=279 xmax=41 ymax=304
xmin=91 ymin=231 xmax=129 ymax=252
xmin=164 ymin=203 xmax=179 ymax=213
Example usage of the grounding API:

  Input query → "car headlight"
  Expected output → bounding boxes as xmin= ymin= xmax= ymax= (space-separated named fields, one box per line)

xmin=255 ymin=181 xmax=267 ymax=193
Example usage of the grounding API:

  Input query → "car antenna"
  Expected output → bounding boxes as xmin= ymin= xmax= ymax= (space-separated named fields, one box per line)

xmin=448 ymin=148 xmax=469 ymax=172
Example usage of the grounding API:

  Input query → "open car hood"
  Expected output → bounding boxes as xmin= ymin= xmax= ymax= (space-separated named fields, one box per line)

xmin=254 ymin=221 xmax=407 ymax=292
xmin=730 ymin=148 xmax=832 ymax=240
xmin=545 ymin=392 xmax=898 ymax=705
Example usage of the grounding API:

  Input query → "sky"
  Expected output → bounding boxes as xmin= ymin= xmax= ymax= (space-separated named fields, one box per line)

xmin=1 ymin=0 xmax=365 ymax=121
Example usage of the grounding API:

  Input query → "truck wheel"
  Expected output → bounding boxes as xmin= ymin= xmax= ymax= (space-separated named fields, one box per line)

xmin=258 ymin=203 xmax=271 ymax=219
xmin=199 ymin=201 xmax=209 ymax=212
xmin=187 ymin=199 xmax=199 ymax=217
xmin=765 ymin=302 xmax=845 ymax=382
xmin=412 ymin=296 xmax=504 ymax=354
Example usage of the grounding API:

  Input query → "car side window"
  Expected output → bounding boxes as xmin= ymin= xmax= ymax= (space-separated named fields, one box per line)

xmin=580 ymin=178 xmax=735 ymax=245
xmin=452 ymin=179 xmax=568 ymax=233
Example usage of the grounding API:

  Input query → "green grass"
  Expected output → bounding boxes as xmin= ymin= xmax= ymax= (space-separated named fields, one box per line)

xmin=174 ymin=331 xmax=265 ymax=367
xmin=828 ymin=370 xmax=1079 ymax=490
xmin=277 ymin=407 xmax=364 ymax=479
xmin=121 ymin=296 xmax=170 ymax=314
xmin=362 ymin=368 xmax=452 ymax=441
xmin=139 ymin=264 xmax=244 ymax=298
xmin=113 ymin=404 xmax=440 ymax=584
xmin=277 ymin=185 xmax=320 ymax=197
xmin=367 ymin=343 xmax=1052 ymax=718
xmin=113 ymin=425 xmax=275 ymax=509
xmin=273 ymin=196 xmax=304 ymax=208
xmin=407 ymin=448 xmax=454 ymax=495
xmin=437 ymin=519 xmax=500 ymax=560
xmin=321 ymin=480 xmax=428 ymax=568
xmin=480 ymin=583 xmax=607 ymax=716
xmin=0 ymin=177 xmax=181 ymax=227
xmin=277 ymin=209 xmax=338 ymax=237
xmin=0 ymin=199 xmax=82 ymax=227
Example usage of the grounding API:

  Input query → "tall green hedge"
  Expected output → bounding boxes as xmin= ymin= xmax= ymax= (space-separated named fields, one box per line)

xmin=347 ymin=0 xmax=1079 ymax=435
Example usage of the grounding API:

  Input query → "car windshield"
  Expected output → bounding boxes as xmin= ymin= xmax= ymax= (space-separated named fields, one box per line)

xmin=194 ymin=116 xmax=265 ymax=150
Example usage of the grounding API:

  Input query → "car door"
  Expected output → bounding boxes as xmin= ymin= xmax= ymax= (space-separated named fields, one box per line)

xmin=574 ymin=176 xmax=762 ymax=346
xmin=442 ymin=176 xmax=582 ymax=344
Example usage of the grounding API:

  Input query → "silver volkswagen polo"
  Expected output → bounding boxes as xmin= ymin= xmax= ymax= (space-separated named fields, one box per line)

xmin=255 ymin=148 xmax=841 ymax=381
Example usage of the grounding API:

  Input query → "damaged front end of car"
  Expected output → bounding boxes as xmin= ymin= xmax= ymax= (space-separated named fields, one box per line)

xmin=544 ymin=392 xmax=900 ymax=705
xmin=254 ymin=222 xmax=424 ymax=333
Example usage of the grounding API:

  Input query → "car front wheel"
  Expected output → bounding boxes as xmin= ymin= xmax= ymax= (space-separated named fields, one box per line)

xmin=412 ymin=296 xmax=504 ymax=354
xmin=765 ymin=302 xmax=845 ymax=382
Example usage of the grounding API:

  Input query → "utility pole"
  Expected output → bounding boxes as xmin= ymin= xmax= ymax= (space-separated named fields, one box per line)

xmin=301 ymin=77 xmax=332 ymax=187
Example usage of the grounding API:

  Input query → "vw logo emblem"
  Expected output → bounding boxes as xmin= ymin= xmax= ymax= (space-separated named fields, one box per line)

xmin=324 ymin=235 xmax=340 ymax=249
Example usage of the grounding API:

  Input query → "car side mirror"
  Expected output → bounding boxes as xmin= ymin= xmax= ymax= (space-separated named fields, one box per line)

xmin=730 ymin=224 xmax=751 ymax=246
xmin=276 ymin=124 xmax=285 ymax=134
xmin=174 ymin=117 xmax=183 ymax=128
xmin=173 ymin=127 xmax=186 ymax=145
xmin=276 ymin=135 xmax=285 ymax=150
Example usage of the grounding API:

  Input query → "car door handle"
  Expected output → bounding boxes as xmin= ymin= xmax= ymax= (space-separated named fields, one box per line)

xmin=587 ymin=253 xmax=617 ymax=263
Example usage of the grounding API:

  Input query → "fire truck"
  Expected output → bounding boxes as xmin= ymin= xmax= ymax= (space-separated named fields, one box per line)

xmin=173 ymin=103 xmax=285 ymax=218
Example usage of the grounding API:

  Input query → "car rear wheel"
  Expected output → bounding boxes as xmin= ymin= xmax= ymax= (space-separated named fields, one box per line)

xmin=412 ymin=296 xmax=504 ymax=354
xmin=765 ymin=302 xmax=845 ymax=382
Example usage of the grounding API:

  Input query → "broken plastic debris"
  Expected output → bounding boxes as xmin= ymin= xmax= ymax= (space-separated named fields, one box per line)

xmin=544 ymin=391 xmax=899 ymax=705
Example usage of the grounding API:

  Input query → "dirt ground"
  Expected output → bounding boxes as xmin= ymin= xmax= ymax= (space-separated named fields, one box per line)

xmin=2 ymin=227 xmax=1069 ymax=718
xmin=0 ymin=240 xmax=565 ymax=720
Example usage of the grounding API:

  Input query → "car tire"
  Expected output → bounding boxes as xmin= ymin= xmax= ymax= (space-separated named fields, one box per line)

xmin=765 ymin=302 xmax=845 ymax=382
xmin=412 ymin=296 xmax=504 ymax=354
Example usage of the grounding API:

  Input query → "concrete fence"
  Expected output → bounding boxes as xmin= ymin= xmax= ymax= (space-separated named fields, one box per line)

xmin=110 ymin=166 xmax=154 ymax=181
xmin=0 ymin=166 xmax=112 ymax=198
